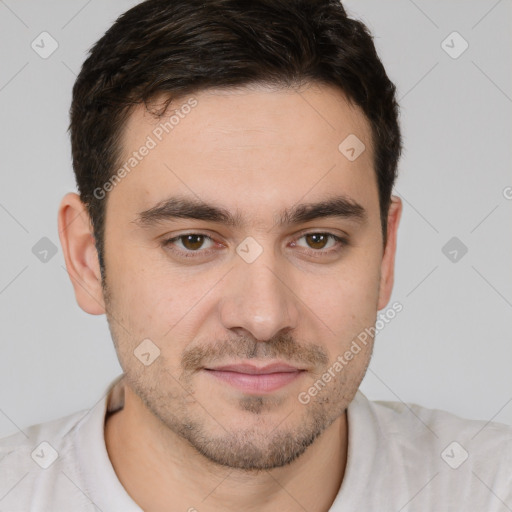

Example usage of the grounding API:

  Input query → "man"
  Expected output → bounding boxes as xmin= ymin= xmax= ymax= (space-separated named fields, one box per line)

xmin=1 ymin=0 xmax=510 ymax=510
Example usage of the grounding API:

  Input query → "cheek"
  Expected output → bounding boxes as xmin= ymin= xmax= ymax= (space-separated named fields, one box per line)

xmin=312 ymin=256 xmax=381 ymax=325
xmin=106 ymin=251 xmax=216 ymax=369
xmin=303 ymin=255 xmax=381 ymax=372
xmin=105 ymin=249 xmax=174 ymax=346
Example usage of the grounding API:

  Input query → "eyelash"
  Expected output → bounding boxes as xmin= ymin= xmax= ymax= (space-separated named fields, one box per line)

xmin=162 ymin=232 xmax=348 ymax=259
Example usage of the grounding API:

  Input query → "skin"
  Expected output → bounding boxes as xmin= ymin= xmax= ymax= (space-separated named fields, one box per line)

xmin=58 ymin=82 xmax=402 ymax=512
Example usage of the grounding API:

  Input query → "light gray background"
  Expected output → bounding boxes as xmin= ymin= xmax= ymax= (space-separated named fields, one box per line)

xmin=0 ymin=0 xmax=511 ymax=439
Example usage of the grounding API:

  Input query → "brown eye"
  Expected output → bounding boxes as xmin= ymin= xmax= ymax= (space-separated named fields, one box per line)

xmin=180 ymin=234 xmax=206 ymax=251
xmin=304 ymin=233 xmax=329 ymax=250
xmin=163 ymin=233 xmax=216 ymax=257
xmin=293 ymin=232 xmax=348 ymax=256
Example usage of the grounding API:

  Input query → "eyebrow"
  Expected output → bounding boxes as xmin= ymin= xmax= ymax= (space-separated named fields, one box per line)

xmin=134 ymin=194 xmax=367 ymax=229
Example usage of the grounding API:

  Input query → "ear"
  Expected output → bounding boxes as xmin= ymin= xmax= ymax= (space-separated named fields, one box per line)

xmin=377 ymin=195 xmax=402 ymax=311
xmin=58 ymin=192 xmax=106 ymax=315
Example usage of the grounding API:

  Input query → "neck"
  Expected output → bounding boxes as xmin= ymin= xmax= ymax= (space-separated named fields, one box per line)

xmin=104 ymin=382 xmax=348 ymax=512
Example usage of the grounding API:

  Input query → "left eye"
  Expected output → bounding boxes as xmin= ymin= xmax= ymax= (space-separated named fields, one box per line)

xmin=293 ymin=233 xmax=340 ymax=251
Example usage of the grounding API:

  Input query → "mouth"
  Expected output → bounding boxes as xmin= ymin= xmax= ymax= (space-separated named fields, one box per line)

xmin=202 ymin=362 xmax=306 ymax=394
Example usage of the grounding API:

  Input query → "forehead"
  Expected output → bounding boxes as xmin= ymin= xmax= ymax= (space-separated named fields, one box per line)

xmin=124 ymin=82 xmax=372 ymax=152
xmin=109 ymin=83 xmax=378 ymax=223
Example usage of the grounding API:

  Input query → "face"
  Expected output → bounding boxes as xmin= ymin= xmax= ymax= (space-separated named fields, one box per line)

xmin=97 ymin=83 xmax=397 ymax=470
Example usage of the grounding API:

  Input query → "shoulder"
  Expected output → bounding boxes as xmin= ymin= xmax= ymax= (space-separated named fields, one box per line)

xmin=0 ymin=409 xmax=91 ymax=509
xmin=368 ymin=395 xmax=512 ymax=449
xmin=0 ymin=408 xmax=90 ymax=455
xmin=345 ymin=392 xmax=512 ymax=509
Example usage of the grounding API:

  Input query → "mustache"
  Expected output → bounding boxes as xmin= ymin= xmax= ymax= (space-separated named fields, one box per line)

xmin=181 ymin=332 xmax=329 ymax=372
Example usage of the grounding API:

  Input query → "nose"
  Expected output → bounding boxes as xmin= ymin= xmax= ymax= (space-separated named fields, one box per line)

xmin=218 ymin=245 xmax=300 ymax=342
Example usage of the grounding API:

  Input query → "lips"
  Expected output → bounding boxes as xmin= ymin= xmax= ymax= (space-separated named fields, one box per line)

xmin=206 ymin=363 xmax=303 ymax=374
xmin=203 ymin=362 xmax=306 ymax=393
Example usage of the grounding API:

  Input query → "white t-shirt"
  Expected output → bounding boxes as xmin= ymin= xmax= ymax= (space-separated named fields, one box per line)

xmin=1 ymin=374 xmax=511 ymax=511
